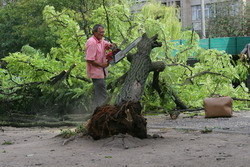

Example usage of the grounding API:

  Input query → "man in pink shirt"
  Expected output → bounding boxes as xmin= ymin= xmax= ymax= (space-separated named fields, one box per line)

xmin=85 ymin=24 xmax=112 ymax=110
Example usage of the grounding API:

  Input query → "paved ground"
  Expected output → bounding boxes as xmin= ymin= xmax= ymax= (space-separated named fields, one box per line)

xmin=1 ymin=111 xmax=250 ymax=167
xmin=147 ymin=111 xmax=250 ymax=135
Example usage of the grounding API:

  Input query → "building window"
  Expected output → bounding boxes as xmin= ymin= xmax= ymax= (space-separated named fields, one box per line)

xmin=229 ymin=2 xmax=239 ymax=16
xmin=191 ymin=4 xmax=213 ymax=21
xmin=192 ymin=5 xmax=201 ymax=21
xmin=175 ymin=1 xmax=180 ymax=8
xmin=161 ymin=2 xmax=167 ymax=6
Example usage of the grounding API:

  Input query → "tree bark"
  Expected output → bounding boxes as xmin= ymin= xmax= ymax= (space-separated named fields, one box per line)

xmin=116 ymin=34 xmax=162 ymax=105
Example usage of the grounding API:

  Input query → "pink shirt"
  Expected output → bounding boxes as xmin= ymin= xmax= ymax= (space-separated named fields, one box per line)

xmin=85 ymin=36 xmax=110 ymax=79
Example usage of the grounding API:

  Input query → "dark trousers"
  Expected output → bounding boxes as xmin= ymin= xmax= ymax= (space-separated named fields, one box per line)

xmin=92 ymin=78 xmax=107 ymax=111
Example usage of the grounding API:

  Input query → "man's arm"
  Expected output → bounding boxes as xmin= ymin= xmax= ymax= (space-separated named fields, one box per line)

xmin=87 ymin=60 xmax=109 ymax=68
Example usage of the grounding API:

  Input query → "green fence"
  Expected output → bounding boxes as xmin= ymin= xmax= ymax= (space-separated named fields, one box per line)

xmin=174 ymin=36 xmax=250 ymax=55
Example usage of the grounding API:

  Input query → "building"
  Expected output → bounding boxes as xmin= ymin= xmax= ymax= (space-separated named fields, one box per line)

xmin=184 ymin=0 xmax=248 ymax=31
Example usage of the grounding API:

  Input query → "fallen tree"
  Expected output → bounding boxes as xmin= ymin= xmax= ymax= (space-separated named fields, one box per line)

xmin=87 ymin=34 xmax=165 ymax=139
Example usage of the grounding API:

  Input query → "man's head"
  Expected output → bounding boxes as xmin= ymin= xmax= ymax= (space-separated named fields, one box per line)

xmin=92 ymin=24 xmax=105 ymax=40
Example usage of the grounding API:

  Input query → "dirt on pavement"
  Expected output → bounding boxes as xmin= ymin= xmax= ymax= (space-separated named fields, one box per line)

xmin=1 ymin=111 xmax=250 ymax=167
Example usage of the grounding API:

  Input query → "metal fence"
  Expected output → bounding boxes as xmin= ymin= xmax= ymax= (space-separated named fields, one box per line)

xmin=173 ymin=36 xmax=250 ymax=55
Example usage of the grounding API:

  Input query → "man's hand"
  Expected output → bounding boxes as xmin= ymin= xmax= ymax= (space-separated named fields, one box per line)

xmin=110 ymin=43 xmax=118 ymax=50
xmin=101 ymin=62 xmax=109 ymax=68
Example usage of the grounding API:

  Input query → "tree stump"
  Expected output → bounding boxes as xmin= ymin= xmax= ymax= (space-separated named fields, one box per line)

xmin=87 ymin=34 xmax=162 ymax=140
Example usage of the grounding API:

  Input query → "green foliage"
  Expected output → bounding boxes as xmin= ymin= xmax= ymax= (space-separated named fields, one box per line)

xmin=59 ymin=129 xmax=76 ymax=138
xmin=75 ymin=124 xmax=87 ymax=133
xmin=0 ymin=0 xmax=108 ymax=58
xmin=0 ymin=0 xmax=57 ymax=58
xmin=140 ymin=2 xmax=182 ymax=39
xmin=59 ymin=124 xmax=87 ymax=138
xmin=1 ymin=5 xmax=91 ymax=113
xmin=0 ymin=0 xmax=249 ymax=117
xmin=148 ymin=42 xmax=249 ymax=111
xmin=139 ymin=2 xmax=249 ymax=111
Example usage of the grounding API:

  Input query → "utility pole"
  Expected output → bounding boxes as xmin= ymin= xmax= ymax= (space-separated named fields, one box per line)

xmin=201 ymin=0 xmax=206 ymax=39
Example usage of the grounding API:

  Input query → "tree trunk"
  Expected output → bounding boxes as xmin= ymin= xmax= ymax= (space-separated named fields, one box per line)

xmin=116 ymin=34 xmax=162 ymax=104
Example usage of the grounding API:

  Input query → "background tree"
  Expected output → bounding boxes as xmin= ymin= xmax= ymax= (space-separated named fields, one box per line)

xmin=207 ymin=0 xmax=250 ymax=37
xmin=0 ymin=0 xmax=55 ymax=58
xmin=0 ymin=0 xmax=110 ymax=58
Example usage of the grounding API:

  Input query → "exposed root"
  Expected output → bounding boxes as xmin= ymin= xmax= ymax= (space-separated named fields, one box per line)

xmin=62 ymin=132 xmax=87 ymax=145
xmin=62 ymin=135 xmax=76 ymax=146
xmin=87 ymin=101 xmax=147 ymax=140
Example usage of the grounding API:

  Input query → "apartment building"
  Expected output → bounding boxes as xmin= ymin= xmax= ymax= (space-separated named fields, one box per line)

xmin=132 ymin=0 xmax=249 ymax=31
xmin=186 ymin=0 xmax=248 ymax=31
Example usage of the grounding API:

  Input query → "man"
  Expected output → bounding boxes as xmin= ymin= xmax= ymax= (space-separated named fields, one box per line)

xmin=85 ymin=24 xmax=112 ymax=110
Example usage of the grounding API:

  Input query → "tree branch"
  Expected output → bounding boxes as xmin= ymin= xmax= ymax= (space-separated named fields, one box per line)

xmin=182 ymin=71 xmax=229 ymax=85
xmin=232 ymin=97 xmax=250 ymax=101
xmin=102 ymin=0 xmax=111 ymax=41
xmin=15 ymin=60 xmax=90 ymax=83
xmin=1 ymin=64 xmax=80 ymax=96
xmin=151 ymin=70 xmax=188 ymax=110
xmin=48 ymin=64 xmax=76 ymax=85
xmin=166 ymin=63 xmax=193 ymax=75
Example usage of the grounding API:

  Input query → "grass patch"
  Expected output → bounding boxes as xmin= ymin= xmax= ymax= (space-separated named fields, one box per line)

xmin=201 ymin=127 xmax=213 ymax=133
xmin=2 ymin=141 xmax=14 ymax=145
xmin=59 ymin=124 xmax=87 ymax=138
xmin=59 ymin=129 xmax=77 ymax=139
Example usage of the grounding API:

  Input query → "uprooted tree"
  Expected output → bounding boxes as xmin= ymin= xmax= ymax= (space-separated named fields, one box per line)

xmin=87 ymin=34 xmax=164 ymax=139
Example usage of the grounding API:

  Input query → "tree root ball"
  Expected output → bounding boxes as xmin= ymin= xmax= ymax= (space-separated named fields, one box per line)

xmin=87 ymin=101 xmax=147 ymax=140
